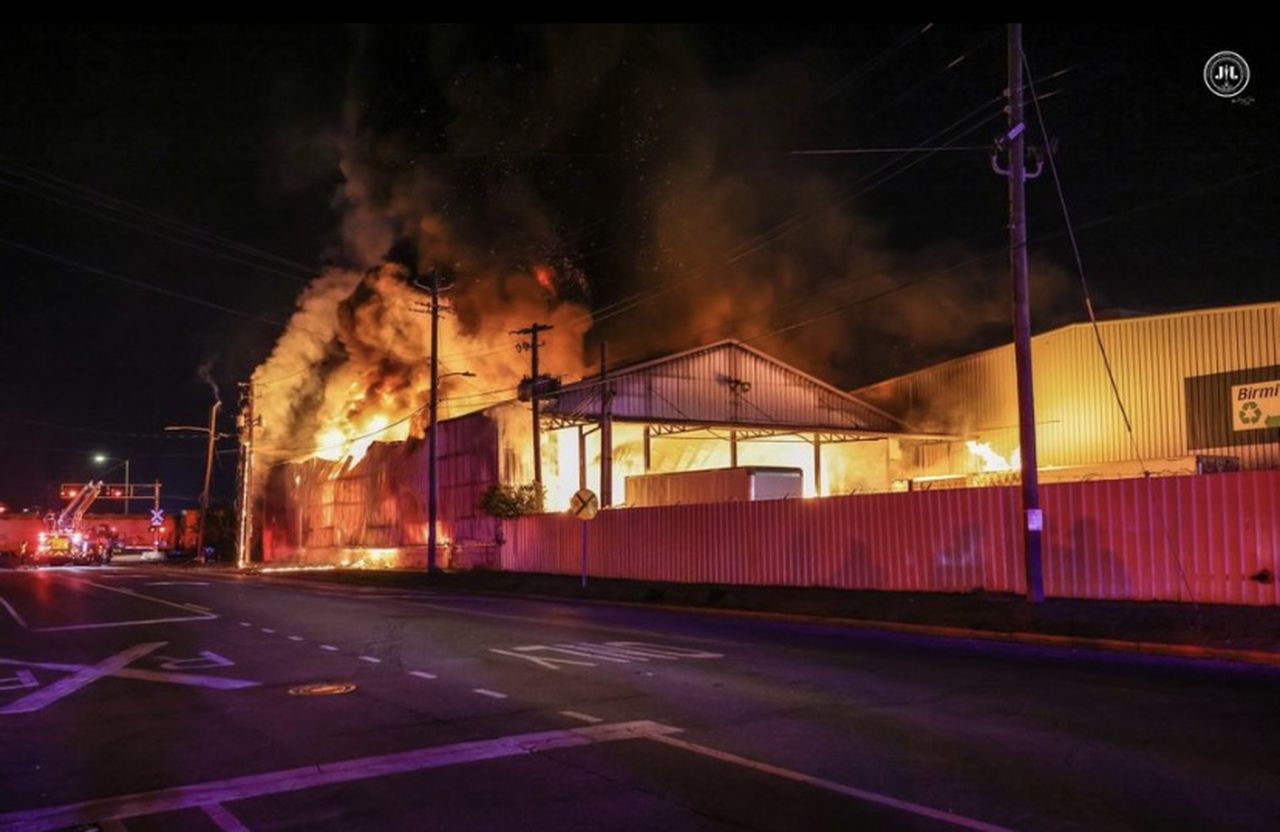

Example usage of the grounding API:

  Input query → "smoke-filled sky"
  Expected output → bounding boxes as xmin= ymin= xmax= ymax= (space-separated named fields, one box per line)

xmin=1 ymin=23 xmax=1276 ymax=508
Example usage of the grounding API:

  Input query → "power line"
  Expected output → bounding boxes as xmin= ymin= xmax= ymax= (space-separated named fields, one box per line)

xmin=0 ymin=159 xmax=315 ymax=282
xmin=1023 ymin=53 xmax=1142 ymax=469
xmin=1 ymin=238 xmax=287 ymax=327
xmin=0 ymin=414 xmax=227 ymax=441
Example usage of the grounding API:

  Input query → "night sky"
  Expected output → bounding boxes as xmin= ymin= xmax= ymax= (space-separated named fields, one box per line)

xmin=1 ymin=24 xmax=1275 ymax=510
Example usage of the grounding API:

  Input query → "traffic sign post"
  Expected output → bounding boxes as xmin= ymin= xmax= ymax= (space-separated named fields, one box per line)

xmin=568 ymin=489 xmax=599 ymax=588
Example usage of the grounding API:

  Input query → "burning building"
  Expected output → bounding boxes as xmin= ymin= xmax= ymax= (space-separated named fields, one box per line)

xmin=258 ymin=339 xmax=956 ymax=567
xmin=853 ymin=301 xmax=1280 ymax=486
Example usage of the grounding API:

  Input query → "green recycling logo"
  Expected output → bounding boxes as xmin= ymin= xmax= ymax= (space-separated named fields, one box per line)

xmin=1239 ymin=400 xmax=1263 ymax=425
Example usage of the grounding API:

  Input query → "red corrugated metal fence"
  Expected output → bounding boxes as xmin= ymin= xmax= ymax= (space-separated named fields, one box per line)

xmin=500 ymin=470 xmax=1280 ymax=605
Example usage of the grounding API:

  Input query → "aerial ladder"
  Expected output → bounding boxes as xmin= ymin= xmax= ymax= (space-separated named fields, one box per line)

xmin=34 ymin=481 xmax=105 ymax=564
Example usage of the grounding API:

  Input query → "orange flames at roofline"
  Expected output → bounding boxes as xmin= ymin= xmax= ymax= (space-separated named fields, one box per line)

xmin=965 ymin=440 xmax=1021 ymax=473
xmin=252 ymin=260 xmax=592 ymax=471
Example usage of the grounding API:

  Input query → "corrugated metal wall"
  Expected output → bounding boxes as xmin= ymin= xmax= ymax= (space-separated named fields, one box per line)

xmin=260 ymin=411 xmax=502 ymax=563
xmin=856 ymin=303 xmax=1280 ymax=473
xmin=500 ymin=470 xmax=1280 ymax=605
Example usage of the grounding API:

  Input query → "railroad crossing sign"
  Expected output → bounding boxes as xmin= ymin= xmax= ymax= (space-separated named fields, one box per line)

xmin=568 ymin=489 xmax=599 ymax=589
xmin=569 ymin=489 xmax=599 ymax=520
xmin=149 ymin=508 xmax=165 ymax=528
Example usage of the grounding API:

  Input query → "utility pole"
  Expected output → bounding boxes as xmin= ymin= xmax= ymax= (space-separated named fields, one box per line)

xmin=512 ymin=323 xmax=554 ymax=491
xmin=123 ymin=459 xmax=131 ymax=515
xmin=1002 ymin=23 xmax=1045 ymax=603
xmin=196 ymin=400 xmax=221 ymax=562
xmin=236 ymin=382 xmax=257 ymax=569
xmin=411 ymin=269 xmax=471 ymax=573
xmin=599 ymin=341 xmax=613 ymax=508
xmin=427 ymin=268 xmax=443 ymax=574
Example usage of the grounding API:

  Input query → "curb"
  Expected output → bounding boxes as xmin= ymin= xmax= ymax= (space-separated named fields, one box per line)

xmin=190 ymin=566 xmax=1280 ymax=670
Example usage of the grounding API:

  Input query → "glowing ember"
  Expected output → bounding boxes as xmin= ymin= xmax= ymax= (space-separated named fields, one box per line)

xmin=533 ymin=265 xmax=555 ymax=294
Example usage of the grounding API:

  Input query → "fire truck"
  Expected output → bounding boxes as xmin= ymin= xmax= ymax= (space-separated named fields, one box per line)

xmin=31 ymin=480 xmax=112 ymax=566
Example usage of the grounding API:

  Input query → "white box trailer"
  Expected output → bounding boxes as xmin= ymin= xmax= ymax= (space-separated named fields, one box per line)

xmin=624 ymin=466 xmax=804 ymax=507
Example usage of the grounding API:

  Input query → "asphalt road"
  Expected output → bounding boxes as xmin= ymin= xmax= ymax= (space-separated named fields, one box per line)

xmin=0 ymin=565 xmax=1277 ymax=832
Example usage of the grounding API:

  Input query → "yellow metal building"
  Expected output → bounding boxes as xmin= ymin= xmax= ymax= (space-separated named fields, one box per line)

xmin=853 ymin=302 xmax=1280 ymax=485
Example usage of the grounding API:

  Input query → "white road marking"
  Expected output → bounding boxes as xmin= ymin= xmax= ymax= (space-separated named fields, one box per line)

xmin=185 ymin=603 xmax=213 ymax=613
xmin=153 ymin=651 xmax=235 ymax=671
xmin=201 ymin=802 xmax=249 ymax=832
xmin=559 ymin=710 xmax=603 ymax=723
xmin=146 ymin=581 xmax=209 ymax=587
xmin=239 ymin=622 xmax=252 ymax=627
xmin=650 ymin=734 xmax=1016 ymax=832
xmin=319 ymin=645 xmax=340 ymax=652
xmin=472 ymin=688 xmax=508 ymax=699
xmin=605 ymin=642 xmax=724 ymax=660
xmin=358 ymin=655 xmax=381 ymax=664
xmin=34 ymin=614 xmax=218 ymax=633
xmin=0 ymin=656 xmax=257 ymax=691
xmin=288 ymin=635 xmax=304 ymax=642
xmin=80 ymin=580 xmax=212 ymax=615
xmin=20 ymin=567 xmax=216 ymax=631
xmin=488 ymin=648 xmax=596 ymax=671
xmin=0 ymin=642 xmax=166 ymax=715
xmin=491 ymin=641 xmax=724 ymax=671
xmin=0 ymin=721 xmax=680 ymax=831
xmin=409 ymin=671 xmax=437 ymax=680
xmin=0 ymin=670 xmax=39 ymax=692
xmin=260 ymin=628 xmax=276 ymax=634
xmin=0 ymin=596 xmax=28 ymax=628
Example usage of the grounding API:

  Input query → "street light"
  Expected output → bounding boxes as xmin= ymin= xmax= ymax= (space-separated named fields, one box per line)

xmin=93 ymin=453 xmax=130 ymax=514
xmin=166 ymin=405 xmax=226 ymax=562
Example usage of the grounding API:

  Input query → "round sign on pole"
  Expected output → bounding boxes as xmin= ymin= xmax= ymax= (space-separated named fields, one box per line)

xmin=569 ymin=488 xmax=599 ymax=520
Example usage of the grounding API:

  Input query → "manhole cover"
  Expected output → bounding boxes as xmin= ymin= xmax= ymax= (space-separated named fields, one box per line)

xmin=289 ymin=682 xmax=357 ymax=697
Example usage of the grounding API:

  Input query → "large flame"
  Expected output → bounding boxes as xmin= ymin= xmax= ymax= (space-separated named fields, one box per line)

xmin=966 ymin=440 xmax=1021 ymax=473
xmin=253 ymin=258 xmax=592 ymax=471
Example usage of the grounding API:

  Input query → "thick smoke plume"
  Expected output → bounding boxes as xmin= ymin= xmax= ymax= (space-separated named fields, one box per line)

xmin=254 ymin=26 xmax=1076 ymax=467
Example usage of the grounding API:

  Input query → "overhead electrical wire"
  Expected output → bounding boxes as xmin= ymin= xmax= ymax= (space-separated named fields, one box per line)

xmin=0 ymin=159 xmax=315 ymax=283
xmin=1 ymin=238 xmax=288 ymax=327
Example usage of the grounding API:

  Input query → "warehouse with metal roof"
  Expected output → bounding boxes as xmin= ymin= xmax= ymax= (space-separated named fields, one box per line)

xmin=851 ymin=301 xmax=1280 ymax=487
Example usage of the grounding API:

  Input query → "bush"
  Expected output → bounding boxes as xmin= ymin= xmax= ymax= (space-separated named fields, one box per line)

xmin=479 ymin=483 xmax=546 ymax=518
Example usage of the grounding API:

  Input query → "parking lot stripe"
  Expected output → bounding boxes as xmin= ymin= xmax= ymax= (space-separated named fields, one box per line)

xmin=472 ymin=688 xmax=507 ymax=699
xmin=0 ymin=721 xmax=681 ymax=831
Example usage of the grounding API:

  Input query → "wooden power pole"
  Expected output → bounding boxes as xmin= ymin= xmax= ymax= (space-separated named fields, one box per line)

xmin=512 ymin=323 xmax=554 ymax=491
xmin=1004 ymin=23 xmax=1045 ymax=603
xmin=426 ymin=268 xmax=443 ymax=574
